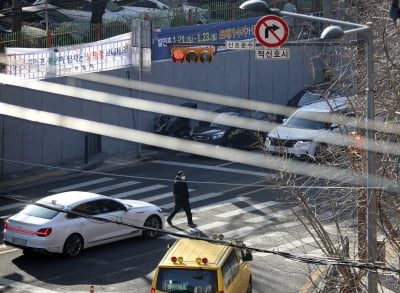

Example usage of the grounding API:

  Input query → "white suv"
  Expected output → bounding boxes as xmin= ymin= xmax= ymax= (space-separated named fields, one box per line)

xmin=265 ymin=96 xmax=355 ymax=161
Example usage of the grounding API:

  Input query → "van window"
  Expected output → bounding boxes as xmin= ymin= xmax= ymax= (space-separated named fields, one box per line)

xmin=155 ymin=268 xmax=218 ymax=292
xmin=222 ymin=250 xmax=240 ymax=288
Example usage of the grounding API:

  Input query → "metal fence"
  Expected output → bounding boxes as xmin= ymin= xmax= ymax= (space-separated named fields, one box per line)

xmin=0 ymin=0 xmax=322 ymax=52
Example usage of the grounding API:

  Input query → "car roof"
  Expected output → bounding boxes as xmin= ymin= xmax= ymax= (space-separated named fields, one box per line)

xmin=158 ymin=238 xmax=232 ymax=267
xmin=37 ymin=191 xmax=106 ymax=207
xmin=295 ymin=96 xmax=351 ymax=113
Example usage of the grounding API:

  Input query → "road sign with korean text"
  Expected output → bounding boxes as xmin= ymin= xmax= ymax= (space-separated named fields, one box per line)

xmin=255 ymin=48 xmax=290 ymax=60
xmin=225 ymin=40 xmax=256 ymax=50
xmin=255 ymin=15 xmax=289 ymax=48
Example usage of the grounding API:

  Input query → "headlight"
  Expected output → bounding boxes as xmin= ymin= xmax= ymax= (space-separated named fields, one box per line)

xmin=294 ymin=140 xmax=313 ymax=147
xmin=211 ymin=131 xmax=225 ymax=140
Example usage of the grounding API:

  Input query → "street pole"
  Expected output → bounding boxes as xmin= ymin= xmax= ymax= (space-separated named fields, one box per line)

xmin=364 ymin=22 xmax=377 ymax=293
xmin=239 ymin=1 xmax=377 ymax=291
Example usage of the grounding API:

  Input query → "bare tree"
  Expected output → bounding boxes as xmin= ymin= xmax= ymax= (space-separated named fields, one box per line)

xmin=264 ymin=0 xmax=400 ymax=291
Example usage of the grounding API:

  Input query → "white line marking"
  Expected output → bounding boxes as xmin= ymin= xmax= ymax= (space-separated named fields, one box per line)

xmin=138 ymin=189 xmax=195 ymax=203
xmin=193 ymin=196 xmax=250 ymax=212
xmin=88 ymin=181 xmax=140 ymax=193
xmin=223 ymin=226 xmax=256 ymax=238
xmin=152 ymin=160 xmax=268 ymax=177
xmin=216 ymin=201 xmax=280 ymax=218
xmin=0 ymin=202 xmax=25 ymax=212
xmin=245 ymin=206 xmax=302 ymax=223
xmin=111 ymin=184 xmax=166 ymax=199
xmin=48 ymin=177 xmax=114 ymax=193
xmin=160 ymin=193 xmax=220 ymax=209
xmin=0 ymin=277 xmax=60 ymax=293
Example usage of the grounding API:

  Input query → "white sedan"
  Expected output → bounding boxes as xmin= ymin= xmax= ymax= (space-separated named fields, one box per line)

xmin=3 ymin=191 xmax=165 ymax=257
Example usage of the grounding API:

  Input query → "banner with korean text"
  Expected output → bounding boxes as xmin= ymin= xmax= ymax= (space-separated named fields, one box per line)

xmin=5 ymin=33 xmax=132 ymax=80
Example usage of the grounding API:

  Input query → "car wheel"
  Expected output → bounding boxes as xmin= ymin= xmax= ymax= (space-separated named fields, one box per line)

xmin=142 ymin=215 xmax=162 ymax=238
xmin=63 ymin=234 xmax=83 ymax=257
xmin=247 ymin=277 xmax=252 ymax=293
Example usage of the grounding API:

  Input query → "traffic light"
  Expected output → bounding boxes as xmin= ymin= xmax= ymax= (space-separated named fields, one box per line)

xmin=171 ymin=47 xmax=214 ymax=63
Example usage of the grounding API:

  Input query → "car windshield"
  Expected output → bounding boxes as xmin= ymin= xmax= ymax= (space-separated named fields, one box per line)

xmin=210 ymin=112 xmax=238 ymax=129
xmin=284 ymin=111 xmax=328 ymax=130
xmin=297 ymin=92 xmax=321 ymax=106
xmin=106 ymin=1 xmax=124 ymax=12
xmin=37 ymin=10 xmax=72 ymax=23
xmin=156 ymin=0 xmax=179 ymax=8
xmin=21 ymin=203 xmax=64 ymax=219
xmin=155 ymin=268 xmax=218 ymax=293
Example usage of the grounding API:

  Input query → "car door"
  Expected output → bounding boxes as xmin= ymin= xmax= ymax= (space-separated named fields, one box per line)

xmin=92 ymin=199 xmax=139 ymax=240
xmin=68 ymin=200 xmax=113 ymax=245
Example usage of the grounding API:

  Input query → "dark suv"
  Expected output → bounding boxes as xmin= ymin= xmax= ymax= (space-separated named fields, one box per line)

xmin=191 ymin=107 xmax=274 ymax=149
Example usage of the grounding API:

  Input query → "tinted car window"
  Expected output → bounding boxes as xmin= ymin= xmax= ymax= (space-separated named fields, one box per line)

xmin=72 ymin=202 xmax=101 ymax=216
xmin=22 ymin=204 xmax=60 ymax=219
xmin=93 ymin=199 xmax=126 ymax=214
xmin=155 ymin=268 xmax=218 ymax=292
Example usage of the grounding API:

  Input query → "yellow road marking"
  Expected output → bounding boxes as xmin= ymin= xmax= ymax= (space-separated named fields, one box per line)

xmin=0 ymin=170 xmax=65 ymax=188
xmin=299 ymin=266 xmax=325 ymax=293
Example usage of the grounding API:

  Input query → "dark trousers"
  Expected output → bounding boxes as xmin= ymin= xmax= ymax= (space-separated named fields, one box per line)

xmin=167 ymin=199 xmax=193 ymax=224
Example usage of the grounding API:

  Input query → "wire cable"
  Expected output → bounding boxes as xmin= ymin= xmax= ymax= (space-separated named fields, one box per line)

xmin=1 ymin=193 xmax=399 ymax=274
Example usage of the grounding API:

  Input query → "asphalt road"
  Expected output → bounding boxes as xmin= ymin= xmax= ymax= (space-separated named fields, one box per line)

xmin=0 ymin=149 xmax=328 ymax=293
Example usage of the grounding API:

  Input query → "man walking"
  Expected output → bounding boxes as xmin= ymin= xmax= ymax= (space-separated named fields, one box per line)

xmin=167 ymin=171 xmax=196 ymax=227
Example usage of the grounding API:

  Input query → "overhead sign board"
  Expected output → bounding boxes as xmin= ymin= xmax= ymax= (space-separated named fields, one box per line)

xmin=225 ymin=40 xmax=256 ymax=50
xmin=254 ymin=15 xmax=289 ymax=48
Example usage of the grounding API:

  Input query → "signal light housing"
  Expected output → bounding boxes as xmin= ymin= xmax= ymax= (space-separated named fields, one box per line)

xmin=171 ymin=47 xmax=215 ymax=63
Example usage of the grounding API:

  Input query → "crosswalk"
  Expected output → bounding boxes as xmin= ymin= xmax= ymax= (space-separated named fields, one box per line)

xmin=0 ymin=175 xmax=327 ymax=258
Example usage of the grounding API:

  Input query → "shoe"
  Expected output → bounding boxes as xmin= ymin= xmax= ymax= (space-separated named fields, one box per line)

xmin=188 ymin=223 xmax=197 ymax=227
xmin=167 ymin=219 xmax=172 ymax=225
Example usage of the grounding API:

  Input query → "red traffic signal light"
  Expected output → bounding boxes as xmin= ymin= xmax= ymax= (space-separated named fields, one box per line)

xmin=171 ymin=48 xmax=214 ymax=63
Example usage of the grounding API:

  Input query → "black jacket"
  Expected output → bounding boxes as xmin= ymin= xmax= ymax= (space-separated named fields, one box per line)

xmin=173 ymin=176 xmax=189 ymax=200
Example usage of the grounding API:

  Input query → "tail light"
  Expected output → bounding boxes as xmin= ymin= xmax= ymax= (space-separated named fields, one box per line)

xmin=37 ymin=228 xmax=52 ymax=237
xmin=150 ymin=289 xmax=155 ymax=293
xmin=4 ymin=222 xmax=52 ymax=237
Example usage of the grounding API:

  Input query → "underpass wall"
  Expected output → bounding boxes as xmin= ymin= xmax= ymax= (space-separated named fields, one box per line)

xmin=0 ymin=45 xmax=324 ymax=175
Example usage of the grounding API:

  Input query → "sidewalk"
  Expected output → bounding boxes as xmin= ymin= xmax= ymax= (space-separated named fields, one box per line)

xmin=0 ymin=146 xmax=159 ymax=193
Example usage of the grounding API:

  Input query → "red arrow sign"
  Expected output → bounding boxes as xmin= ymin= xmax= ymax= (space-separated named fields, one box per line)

xmin=255 ymin=15 xmax=289 ymax=48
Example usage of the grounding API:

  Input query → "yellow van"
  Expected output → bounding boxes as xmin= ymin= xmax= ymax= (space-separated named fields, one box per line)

xmin=151 ymin=238 xmax=253 ymax=293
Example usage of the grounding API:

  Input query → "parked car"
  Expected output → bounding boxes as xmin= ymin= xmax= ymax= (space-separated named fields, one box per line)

xmin=32 ymin=0 xmax=149 ymax=22
xmin=0 ymin=0 xmax=36 ymax=10
xmin=265 ymin=96 xmax=356 ymax=161
xmin=3 ymin=191 xmax=165 ymax=257
xmin=154 ymin=102 xmax=197 ymax=138
xmin=119 ymin=0 xmax=210 ymax=24
xmin=277 ymin=83 xmax=343 ymax=122
xmin=191 ymin=106 xmax=275 ymax=149
xmin=0 ymin=5 xmax=86 ymax=44
xmin=1 ymin=4 xmax=76 ymax=29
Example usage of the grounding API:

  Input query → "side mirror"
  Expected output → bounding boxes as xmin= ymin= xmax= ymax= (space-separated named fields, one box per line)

xmin=330 ymin=123 xmax=339 ymax=129
xmin=243 ymin=249 xmax=253 ymax=261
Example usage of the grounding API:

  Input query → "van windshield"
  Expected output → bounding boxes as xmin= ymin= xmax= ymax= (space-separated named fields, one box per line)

xmin=155 ymin=268 xmax=218 ymax=293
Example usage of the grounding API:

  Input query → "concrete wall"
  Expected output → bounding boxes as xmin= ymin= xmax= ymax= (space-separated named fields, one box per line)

xmin=0 ymin=45 xmax=324 ymax=175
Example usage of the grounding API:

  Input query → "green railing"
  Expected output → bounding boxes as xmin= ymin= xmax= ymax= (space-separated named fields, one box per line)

xmin=0 ymin=1 xmax=323 ymax=52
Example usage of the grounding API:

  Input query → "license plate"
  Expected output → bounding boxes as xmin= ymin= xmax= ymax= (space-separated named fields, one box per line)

xmin=12 ymin=237 xmax=27 ymax=246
